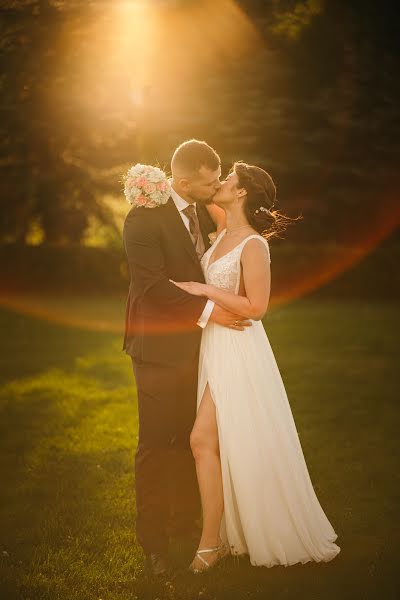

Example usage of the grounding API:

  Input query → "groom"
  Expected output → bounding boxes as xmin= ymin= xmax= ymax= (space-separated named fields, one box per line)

xmin=123 ymin=140 xmax=249 ymax=575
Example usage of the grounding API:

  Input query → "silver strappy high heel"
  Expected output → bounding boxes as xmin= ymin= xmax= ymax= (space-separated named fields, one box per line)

xmin=189 ymin=540 xmax=230 ymax=574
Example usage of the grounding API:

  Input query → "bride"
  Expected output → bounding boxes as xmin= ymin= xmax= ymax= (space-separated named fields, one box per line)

xmin=171 ymin=161 xmax=341 ymax=573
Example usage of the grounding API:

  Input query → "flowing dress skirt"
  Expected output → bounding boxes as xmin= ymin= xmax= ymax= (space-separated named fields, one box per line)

xmin=197 ymin=319 xmax=341 ymax=567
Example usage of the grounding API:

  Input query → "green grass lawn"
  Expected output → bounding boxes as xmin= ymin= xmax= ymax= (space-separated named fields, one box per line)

xmin=0 ymin=296 xmax=399 ymax=600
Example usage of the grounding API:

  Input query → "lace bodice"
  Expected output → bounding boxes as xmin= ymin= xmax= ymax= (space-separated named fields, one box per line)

xmin=200 ymin=229 xmax=271 ymax=294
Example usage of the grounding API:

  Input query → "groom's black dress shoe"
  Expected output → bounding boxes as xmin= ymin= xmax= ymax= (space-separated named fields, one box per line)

xmin=145 ymin=552 xmax=171 ymax=577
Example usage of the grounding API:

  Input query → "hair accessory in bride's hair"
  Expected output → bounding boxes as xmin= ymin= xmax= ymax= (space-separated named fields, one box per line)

xmin=255 ymin=206 xmax=270 ymax=215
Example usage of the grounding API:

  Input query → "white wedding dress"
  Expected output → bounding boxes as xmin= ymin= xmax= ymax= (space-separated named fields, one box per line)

xmin=197 ymin=229 xmax=341 ymax=567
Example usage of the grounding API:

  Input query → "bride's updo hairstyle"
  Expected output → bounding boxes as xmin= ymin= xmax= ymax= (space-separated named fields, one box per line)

xmin=233 ymin=161 xmax=298 ymax=240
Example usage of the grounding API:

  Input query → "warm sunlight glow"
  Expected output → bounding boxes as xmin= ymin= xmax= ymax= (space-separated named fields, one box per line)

xmin=59 ymin=0 xmax=263 ymax=125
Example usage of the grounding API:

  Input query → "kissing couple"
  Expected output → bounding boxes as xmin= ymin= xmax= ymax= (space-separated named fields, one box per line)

xmin=122 ymin=139 xmax=340 ymax=576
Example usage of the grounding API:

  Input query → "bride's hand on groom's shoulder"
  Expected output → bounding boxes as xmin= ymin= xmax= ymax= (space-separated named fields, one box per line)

xmin=169 ymin=279 xmax=208 ymax=297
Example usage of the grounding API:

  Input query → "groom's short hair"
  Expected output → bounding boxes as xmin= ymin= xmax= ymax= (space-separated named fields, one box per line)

xmin=171 ymin=139 xmax=220 ymax=178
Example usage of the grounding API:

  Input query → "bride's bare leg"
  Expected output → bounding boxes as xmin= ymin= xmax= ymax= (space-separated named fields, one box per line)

xmin=189 ymin=383 xmax=224 ymax=568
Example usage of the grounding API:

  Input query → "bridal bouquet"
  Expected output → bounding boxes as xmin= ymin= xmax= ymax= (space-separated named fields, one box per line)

xmin=123 ymin=164 xmax=171 ymax=208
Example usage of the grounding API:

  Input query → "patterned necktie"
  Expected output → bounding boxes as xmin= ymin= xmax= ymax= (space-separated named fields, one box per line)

xmin=182 ymin=204 xmax=205 ymax=259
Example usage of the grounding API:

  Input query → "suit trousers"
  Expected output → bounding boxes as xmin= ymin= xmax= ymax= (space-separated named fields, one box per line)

xmin=131 ymin=357 xmax=201 ymax=555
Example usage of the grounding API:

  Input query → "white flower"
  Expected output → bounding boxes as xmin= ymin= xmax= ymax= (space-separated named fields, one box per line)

xmin=128 ymin=164 xmax=143 ymax=177
xmin=147 ymin=167 xmax=165 ymax=183
xmin=149 ymin=191 xmax=161 ymax=201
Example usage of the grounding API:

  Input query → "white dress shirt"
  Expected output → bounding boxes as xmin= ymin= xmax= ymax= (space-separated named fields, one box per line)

xmin=169 ymin=186 xmax=214 ymax=328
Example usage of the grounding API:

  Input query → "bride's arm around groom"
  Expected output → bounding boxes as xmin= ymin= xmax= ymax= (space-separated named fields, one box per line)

xmin=171 ymin=237 xmax=271 ymax=321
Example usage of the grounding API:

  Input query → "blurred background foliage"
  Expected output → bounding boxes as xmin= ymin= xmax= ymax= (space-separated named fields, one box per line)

xmin=0 ymin=0 xmax=399 ymax=290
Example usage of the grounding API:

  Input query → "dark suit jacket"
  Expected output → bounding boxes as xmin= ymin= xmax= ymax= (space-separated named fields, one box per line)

xmin=122 ymin=197 xmax=216 ymax=367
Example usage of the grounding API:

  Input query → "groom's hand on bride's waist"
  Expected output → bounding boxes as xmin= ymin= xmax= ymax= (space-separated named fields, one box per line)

xmin=209 ymin=305 xmax=252 ymax=331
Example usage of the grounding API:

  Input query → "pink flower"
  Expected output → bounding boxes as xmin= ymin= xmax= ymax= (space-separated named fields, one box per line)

xmin=136 ymin=195 xmax=147 ymax=206
xmin=156 ymin=181 xmax=166 ymax=191
xmin=144 ymin=182 xmax=156 ymax=194
xmin=136 ymin=176 xmax=147 ymax=188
